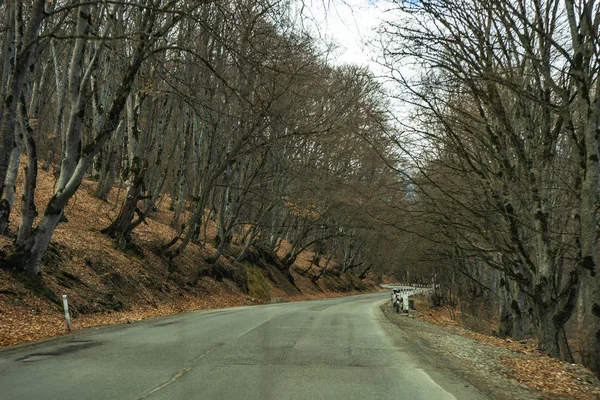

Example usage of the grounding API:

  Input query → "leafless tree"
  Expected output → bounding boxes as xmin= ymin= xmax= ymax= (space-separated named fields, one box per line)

xmin=379 ymin=0 xmax=600 ymax=370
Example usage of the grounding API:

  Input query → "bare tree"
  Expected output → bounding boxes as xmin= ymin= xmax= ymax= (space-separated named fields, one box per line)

xmin=2 ymin=0 xmax=195 ymax=275
xmin=378 ymin=0 xmax=600 ymax=365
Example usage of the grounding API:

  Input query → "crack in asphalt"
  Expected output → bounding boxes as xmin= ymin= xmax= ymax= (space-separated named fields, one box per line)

xmin=137 ymin=307 xmax=300 ymax=399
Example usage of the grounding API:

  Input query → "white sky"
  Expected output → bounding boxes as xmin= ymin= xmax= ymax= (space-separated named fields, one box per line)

xmin=294 ymin=0 xmax=418 ymax=128
xmin=297 ymin=0 xmax=423 ymax=157
xmin=298 ymin=0 xmax=391 ymax=71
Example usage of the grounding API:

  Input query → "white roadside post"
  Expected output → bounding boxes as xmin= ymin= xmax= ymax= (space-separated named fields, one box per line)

xmin=402 ymin=292 xmax=409 ymax=312
xmin=62 ymin=295 xmax=72 ymax=331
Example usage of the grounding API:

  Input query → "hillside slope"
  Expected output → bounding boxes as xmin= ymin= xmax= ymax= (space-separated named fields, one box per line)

xmin=0 ymin=164 xmax=379 ymax=347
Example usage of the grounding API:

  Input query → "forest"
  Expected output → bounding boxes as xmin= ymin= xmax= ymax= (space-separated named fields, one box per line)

xmin=0 ymin=0 xmax=599 ymax=379
xmin=377 ymin=0 xmax=600 ymax=377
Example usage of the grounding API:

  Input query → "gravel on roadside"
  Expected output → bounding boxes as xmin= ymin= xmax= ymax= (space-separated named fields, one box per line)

xmin=380 ymin=303 xmax=600 ymax=400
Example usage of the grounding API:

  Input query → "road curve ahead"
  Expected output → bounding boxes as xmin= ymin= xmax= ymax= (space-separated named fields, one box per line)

xmin=0 ymin=292 xmax=488 ymax=400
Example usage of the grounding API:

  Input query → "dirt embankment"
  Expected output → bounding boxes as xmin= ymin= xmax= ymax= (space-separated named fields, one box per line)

xmin=1 ymin=167 xmax=380 ymax=348
xmin=382 ymin=299 xmax=600 ymax=400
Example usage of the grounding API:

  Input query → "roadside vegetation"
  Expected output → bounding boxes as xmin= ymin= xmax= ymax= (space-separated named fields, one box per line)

xmin=0 ymin=0 xmax=396 ymax=347
xmin=0 ymin=162 xmax=381 ymax=347
xmin=1 ymin=0 xmax=600 ymax=386
xmin=377 ymin=0 xmax=600 ymax=378
xmin=383 ymin=296 xmax=600 ymax=399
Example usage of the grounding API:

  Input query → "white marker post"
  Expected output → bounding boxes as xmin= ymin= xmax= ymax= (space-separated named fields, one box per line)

xmin=62 ymin=295 xmax=72 ymax=331
xmin=402 ymin=293 xmax=409 ymax=312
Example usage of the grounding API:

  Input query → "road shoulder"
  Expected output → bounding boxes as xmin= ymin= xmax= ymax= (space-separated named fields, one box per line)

xmin=378 ymin=302 xmax=542 ymax=400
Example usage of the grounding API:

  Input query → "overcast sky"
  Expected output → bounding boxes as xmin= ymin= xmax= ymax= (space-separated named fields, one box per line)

xmin=298 ymin=0 xmax=391 ymax=70
xmin=293 ymin=0 xmax=420 ymax=127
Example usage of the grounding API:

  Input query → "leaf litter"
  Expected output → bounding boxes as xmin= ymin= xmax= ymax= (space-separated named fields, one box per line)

xmin=411 ymin=297 xmax=600 ymax=399
xmin=1 ymin=161 xmax=380 ymax=348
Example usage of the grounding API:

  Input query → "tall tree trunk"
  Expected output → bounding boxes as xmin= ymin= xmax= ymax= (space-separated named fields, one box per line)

xmin=4 ymin=3 xmax=154 ymax=275
xmin=2 ymin=52 xmax=46 ymax=235
xmin=0 ymin=121 xmax=23 ymax=234
xmin=498 ymin=276 xmax=513 ymax=338
xmin=0 ymin=0 xmax=46 ymax=222
xmin=312 ymin=252 xmax=334 ymax=283
xmin=43 ymin=39 xmax=69 ymax=172
xmin=171 ymin=115 xmax=190 ymax=228
xmin=565 ymin=0 xmax=600 ymax=375
xmin=102 ymin=92 xmax=147 ymax=247
xmin=94 ymin=132 xmax=121 ymax=200
xmin=139 ymin=97 xmax=172 ymax=217
xmin=15 ymin=94 xmax=37 ymax=244
xmin=0 ymin=0 xmax=15 ymax=129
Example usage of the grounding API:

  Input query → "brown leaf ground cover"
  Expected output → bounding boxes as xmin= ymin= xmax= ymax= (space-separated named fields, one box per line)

xmin=1 ymin=161 xmax=379 ymax=348
xmin=411 ymin=297 xmax=600 ymax=399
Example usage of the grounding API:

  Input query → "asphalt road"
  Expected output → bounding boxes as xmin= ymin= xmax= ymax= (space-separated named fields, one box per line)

xmin=0 ymin=292 xmax=489 ymax=400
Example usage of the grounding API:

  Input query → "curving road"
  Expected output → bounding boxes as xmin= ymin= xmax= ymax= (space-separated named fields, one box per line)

xmin=0 ymin=292 xmax=488 ymax=400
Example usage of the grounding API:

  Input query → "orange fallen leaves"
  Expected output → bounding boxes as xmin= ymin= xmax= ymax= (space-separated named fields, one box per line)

xmin=0 ymin=282 xmax=377 ymax=348
xmin=411 ymin=298 xmax=600 ymax=400
xmin=1 ymin=161 xmax=379 ymax=350
xmin=502 ymin=357 xmax=600 ymax=400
